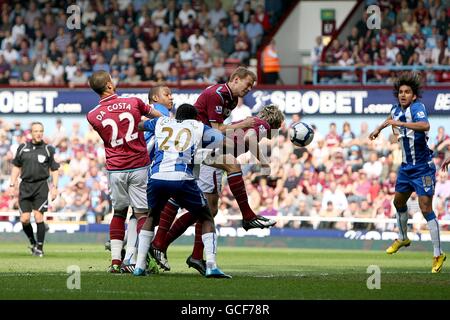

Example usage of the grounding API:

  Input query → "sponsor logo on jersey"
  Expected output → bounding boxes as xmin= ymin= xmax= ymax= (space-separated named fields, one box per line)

xmin=416 ymin=111 xmax=426 ymax=118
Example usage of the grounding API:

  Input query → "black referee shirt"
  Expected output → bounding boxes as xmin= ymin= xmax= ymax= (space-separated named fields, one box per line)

xmin=12 ymin=141 xmax=60 ymax=183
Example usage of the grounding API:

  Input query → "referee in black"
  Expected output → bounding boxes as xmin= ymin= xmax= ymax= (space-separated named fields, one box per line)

xmin=9 ymin=122 xmax=60 ymax=257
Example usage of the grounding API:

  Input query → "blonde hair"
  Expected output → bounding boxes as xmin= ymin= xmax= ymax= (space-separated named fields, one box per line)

xmin=257 ymin=104 xmax=284 ymax=129
xmin=229 ymin=66 xmax=256 ymax=82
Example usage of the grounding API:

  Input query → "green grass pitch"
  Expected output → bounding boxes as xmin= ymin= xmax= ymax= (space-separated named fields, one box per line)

xmin=0 ymin=243 xmax=449 ymax=300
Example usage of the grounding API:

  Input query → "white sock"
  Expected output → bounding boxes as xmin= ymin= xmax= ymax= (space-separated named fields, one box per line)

xmin=124 ymin=217 xmax=138 ymax=264
xmin=135 ymin=230 xmax=153 ymax=270
xmin=396 ymin=208 xmax=409 ymax=240
xmin=202 ymin=232 xmax=217 ymax=269
xmin=425 ymin=212 xmax=442 ymax=257
xmin=110 ymin=239 xmax=123 ymax=262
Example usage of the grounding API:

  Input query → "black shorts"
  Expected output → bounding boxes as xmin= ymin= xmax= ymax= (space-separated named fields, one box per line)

xmin=19 ymin=180 xmax=49 ymax=214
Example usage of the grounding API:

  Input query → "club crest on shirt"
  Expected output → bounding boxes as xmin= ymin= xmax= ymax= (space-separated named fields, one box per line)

xmin=37 ymin=155 xmax=46 ymax=163
xmin=215 ymin=106 xmax=223 ymax=114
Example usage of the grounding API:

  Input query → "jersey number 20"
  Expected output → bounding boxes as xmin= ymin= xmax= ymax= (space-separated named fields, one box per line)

xmin=159 ymin=127 xmax=192 ymax=152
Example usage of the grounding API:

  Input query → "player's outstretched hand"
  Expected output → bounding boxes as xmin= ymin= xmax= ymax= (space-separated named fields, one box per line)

xmin=369 ymin=129 xmax=379 ymax=140
xmin=441 ymin=157 xmax=450 ymax=172
xmin=241 ymin=117 xmax=256 ymax=129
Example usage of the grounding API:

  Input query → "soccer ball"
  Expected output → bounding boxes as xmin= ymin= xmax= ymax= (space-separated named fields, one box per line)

xmin=289 ymin=122 xmax=314 ymax=147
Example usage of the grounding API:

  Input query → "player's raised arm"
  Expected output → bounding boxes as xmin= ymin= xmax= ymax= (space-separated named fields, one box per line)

xmin=138 ymin=118 xmax=158 ymax=133
xmin=369 ymin=114 xmax=392 ymax=140
xmin=210 ymin=116 xmax=256 ymax=133
xmin=146 ymin=104 xmax=163 ymax=118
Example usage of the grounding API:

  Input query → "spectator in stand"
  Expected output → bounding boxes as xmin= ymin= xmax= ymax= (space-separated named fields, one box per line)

xmin=216 ymin=26 xmax=235 ymax=56
xmin=363 ymin=152 xmax=383 ymax=179
xmin=255 ymin=4 xmax=270 ymax=33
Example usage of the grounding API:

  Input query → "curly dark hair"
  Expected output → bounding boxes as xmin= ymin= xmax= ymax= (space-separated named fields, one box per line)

xmin=393 ymin=72 xmax=423 ymax=99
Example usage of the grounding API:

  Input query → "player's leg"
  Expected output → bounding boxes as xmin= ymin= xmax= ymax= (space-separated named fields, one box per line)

xmin=29 ymin=181 xmax=49 ymax=257
xmin=32 ymin=209 xmax=46 ymax=257
xmin=18 ymin=183 xmax=37 ymax=253
xmin=163 ymin=211 xmax=198 ymax=250
xmin=107 ymin=171 xmax=130 ymax=272
xmin=414 ymin=165 xmax=446 ymax=272
xmin=151 ymin=198 xmax=180 ymax=250
xmin=122 ymin=213 xmax=137 ymax=268
xmin=386 ymin=165 xmax=414 ymax=254
xmin=209 ymin=155 xmax=276 ymax=230
xmin=176 ymin=180 xmax=231 ymax=278
xmin=187 ymin=164 xmax=222 ymax=269
xmin=135 ymin=178 xmax=170 ymax=275
xmin=19 ymin=210 xmax=36 ymax=253
xmin=127 ymin=168 xmax=153 ymax=273
xmin=386 ymin=191 xmax=412 ymax=254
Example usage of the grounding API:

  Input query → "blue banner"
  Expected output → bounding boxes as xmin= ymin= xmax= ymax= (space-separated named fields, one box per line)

xmin=0 ymin=88 xmax=448 ymax=115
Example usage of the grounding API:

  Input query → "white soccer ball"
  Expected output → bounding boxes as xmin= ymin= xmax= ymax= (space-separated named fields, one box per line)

xmin=289 ymin=122 xmax=314 ymax=147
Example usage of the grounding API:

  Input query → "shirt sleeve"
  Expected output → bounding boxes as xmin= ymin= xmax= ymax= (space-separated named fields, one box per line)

xmin=137 ymin=98 xmax=151 ymax=115
xmin=206 ymin=93 xmax=225 ymax=124
xmin=47 ymin=146 xmax=60 ymax=171
xmin=154 ymin=103 xmax=170 ymax=117
xmin=202 ymin=125 xmax=223 ymax=148
xmin=143 ymin=118 xmax=158 ymax=135
xmin=12 ymin=143 xmax=26 ymax=167
xmin=412 ymin=103 xmax=428 ymax=123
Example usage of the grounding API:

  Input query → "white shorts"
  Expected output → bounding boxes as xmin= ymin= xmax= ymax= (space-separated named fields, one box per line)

xmin=197 ymin=164 xmax=223 ymax=194
xmin=107 ymin=167 xmax=149 ymax=211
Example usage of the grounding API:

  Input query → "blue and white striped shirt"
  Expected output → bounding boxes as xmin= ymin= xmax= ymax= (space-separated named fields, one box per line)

xmin=390 ymin=102 xmax=433 ymax=165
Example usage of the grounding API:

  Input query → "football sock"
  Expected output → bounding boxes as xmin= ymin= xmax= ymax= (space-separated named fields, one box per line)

xmin=164 ymin=211 xmax=197 ymax=250
xmin=152 ymin=199 xmax=179 ymax=250
xmin=124 ymin=216 xmax=137 ymax=264
xmin=395 ymin=206 xmax=408 ymax=241
xmin=22 ymin=222 xmax=36 ymax=246
xmin=110 ymin=215 xmax=126 ymax=265
xmin=136 ymin=216 xmax=147 ymax=235
xmin=36 ymin=222 xmax=45 ymax=250
xmin=425 ymin=212 xmax=442 ymax=257
xmin=202 ymin=232 xmax=217 ymax=269
xmin=227 ymin=171 xmax=257 ymax=221
xmin=136 ymin=230 xmax=154 ymax=271
xmin=192 ymin=222 xmax=205 ymax=260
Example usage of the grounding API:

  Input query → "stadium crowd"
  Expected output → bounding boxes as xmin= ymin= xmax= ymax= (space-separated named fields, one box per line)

xmin=0 ymin=0 xmax=289 ymax=86
xmin=313 ymin=0 xmax=450 ymax=83
xmin=1 ymin=115 xmax=449 ymax=232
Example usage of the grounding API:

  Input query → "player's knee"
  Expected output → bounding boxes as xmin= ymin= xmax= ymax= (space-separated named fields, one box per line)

xmin=133 ymin=208 xmax=149 ymax=216
xmin=113 ymin=207 xmax=128 ymax=219
xmin=418 ymin=198 xmax=433 ymax=213
xmin=20 ymin=216 xmax=30 ymax=224
xmin=393 ymin=199 xmax=407 ymax=210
